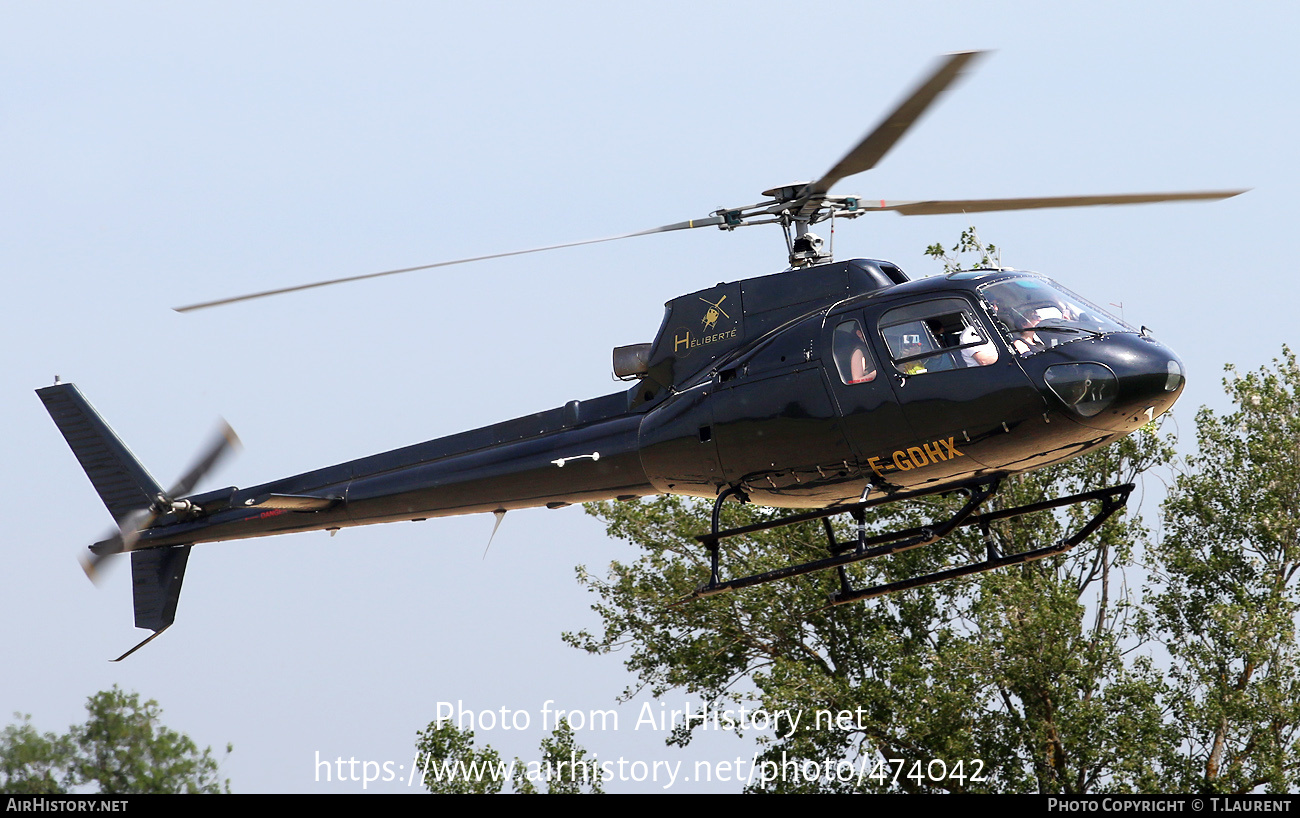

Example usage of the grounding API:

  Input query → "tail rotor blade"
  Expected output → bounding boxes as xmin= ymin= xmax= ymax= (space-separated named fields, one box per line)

xmin=167 ymin=420 xmax=240 ymax=498
xmin=77 ymin=420 xmax=239 ymax=586
xmin=81 ymin=507 xmax=157 ymax=584
xmin=81 ymin=539 xmax=119 ymax=583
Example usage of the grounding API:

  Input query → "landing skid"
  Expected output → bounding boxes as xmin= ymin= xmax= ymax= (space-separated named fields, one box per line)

xmin=686 ymin=480 xmax=1134 ymax=606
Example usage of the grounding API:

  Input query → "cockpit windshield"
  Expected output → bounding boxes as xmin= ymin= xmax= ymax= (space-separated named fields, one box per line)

xmin=980 ymin=277 xmax=1133 ymax=355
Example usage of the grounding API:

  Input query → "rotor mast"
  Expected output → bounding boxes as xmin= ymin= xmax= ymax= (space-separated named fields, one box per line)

xmin=704 ymin=50 xmax=991 ymax=269
xmin=709 ymin=183 xmax=867 ymax=268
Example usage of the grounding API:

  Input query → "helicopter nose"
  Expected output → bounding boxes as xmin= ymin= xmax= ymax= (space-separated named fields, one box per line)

xmin=1040 ymin=334 xmax=1184 ymax=432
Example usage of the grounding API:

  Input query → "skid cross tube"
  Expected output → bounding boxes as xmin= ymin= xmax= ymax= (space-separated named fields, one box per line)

xmin=689 ymin=480 xmax=1001 ymax=600
xmin=828 ymin=482 xmax=1133 ymax=606
xmin=686 ymin=480 xmax=1133 ymax=605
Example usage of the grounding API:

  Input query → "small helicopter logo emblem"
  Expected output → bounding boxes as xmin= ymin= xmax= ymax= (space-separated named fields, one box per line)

xmin=700 ymin=295 xmax=731 ymax=331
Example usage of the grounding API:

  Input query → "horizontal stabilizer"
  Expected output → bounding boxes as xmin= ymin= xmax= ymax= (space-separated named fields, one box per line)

xmin=36 ymin=383 xmax=162 ymax=525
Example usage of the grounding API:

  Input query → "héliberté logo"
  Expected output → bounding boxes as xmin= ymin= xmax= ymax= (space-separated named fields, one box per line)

xmin=673 ymin=295 xmax=738 ymax=356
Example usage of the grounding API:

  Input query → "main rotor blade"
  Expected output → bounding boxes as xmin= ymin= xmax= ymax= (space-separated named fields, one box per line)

xmin=861 ymin=190 xmax=1248 ymax=216
xmin=804 ymin=50 xmax=986 ymax=199
xmin=174 ymin=218 xmax=725 ymax=313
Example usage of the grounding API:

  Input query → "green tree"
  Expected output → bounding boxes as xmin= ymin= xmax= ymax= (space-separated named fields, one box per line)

xmin=925 ymin=226 xmax=1002 ymax=274
xmin=0 ymin=687 xmax=230 ymax=794
xmin=414 ymin=722 xmax=507 ymax=794
xmin=0 ymin=716 xmax=71 ymax=794
xmin=414 ymin=721 xmax=603 ymax=794
xmin=511 ymin=722 xmax=604 ymax=794
xmin=574 ymin=427 xmax=1171 ymax=792
xmin=1146 ymin=349 xmax=1300 ymax=792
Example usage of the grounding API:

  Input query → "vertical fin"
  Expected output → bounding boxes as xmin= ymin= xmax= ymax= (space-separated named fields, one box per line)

xmin=131 ymin=545 xmax=191 ymax=632
xmin=36 ymin=383 xmax=163 ymax=524
xmin=107 ymin=545 xmax=192 ymax=662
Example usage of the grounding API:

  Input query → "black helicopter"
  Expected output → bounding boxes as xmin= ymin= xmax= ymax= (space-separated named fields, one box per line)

xmin=38 ymin=51 xmax=1242 ymax=659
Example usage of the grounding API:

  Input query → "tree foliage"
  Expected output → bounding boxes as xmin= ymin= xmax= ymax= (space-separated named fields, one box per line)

xmin=1146 ymin=349 xmax=1300 ymax=793
xmin=925 ymin=226 xmax=1002 ymax=274
xmin=414 ymin=721 xmax=507 ymax=794
xmin=0 ymin=716 xmax=71 ymax=794
xmin=0 ymin=687 xmax=230 ymax=794
xmin=574 ymin=429 xmax=1172 ymax=792
xmin=415 ymin=720 xmax=603 ymax=794
xmin=511 ymin=722 xmax=605 ymax=794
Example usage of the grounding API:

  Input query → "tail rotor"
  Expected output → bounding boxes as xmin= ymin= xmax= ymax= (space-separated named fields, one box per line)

xmin=80 ymin=420 xmax=240 ymax=583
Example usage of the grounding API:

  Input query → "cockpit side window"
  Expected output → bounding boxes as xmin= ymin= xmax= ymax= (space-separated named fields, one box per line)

xmin=879 ymin=298 xmax=998 ymax=374
xmin=832 ymin=320 xmax=877 ymax=385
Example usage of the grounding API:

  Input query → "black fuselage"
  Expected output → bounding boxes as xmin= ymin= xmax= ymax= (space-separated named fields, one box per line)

xmin=132 ymin=261 xmax=1183 ymax=550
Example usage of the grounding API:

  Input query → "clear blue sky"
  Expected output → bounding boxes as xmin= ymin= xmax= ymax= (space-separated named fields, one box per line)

xmin=2 ymin=2 xmax=1288 ymax=792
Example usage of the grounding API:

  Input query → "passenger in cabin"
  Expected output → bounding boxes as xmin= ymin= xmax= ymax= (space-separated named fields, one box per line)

xmin=833 ymin=320 xmax=878 ymax=385
xmin=848 ymin=327 xmax=877 ymax=384
xmin=1015 ymin=303 xmax=1074 ymax=352
xmin=899 ymin=335 xmax=928 ymax=375
xmin=959 ymin=321 xmax=999 ymax=366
